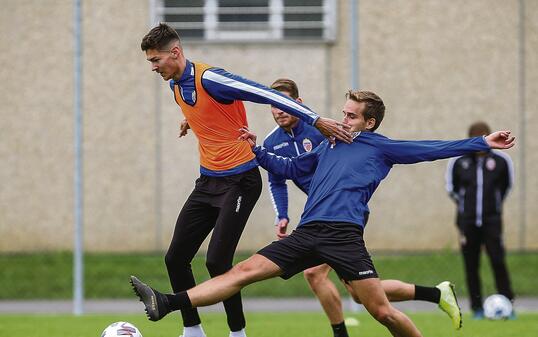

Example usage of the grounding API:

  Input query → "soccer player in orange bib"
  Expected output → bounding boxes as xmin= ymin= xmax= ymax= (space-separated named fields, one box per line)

xmin=140 ymin=23 xmax=352 ymax=337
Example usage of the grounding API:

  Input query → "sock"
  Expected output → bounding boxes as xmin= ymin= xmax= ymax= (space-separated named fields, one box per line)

xmin=414 ymin=285 xmax=441 ymax=303
xmin=229 ymin=328 xmax=246 ymax=337
xmin=331 ymin=321 xmax=349 ymax=337
xmin=183 ymin=324 xmax=206 ymax=337
xmin=166 ymin=291 xmax=192 ymax=311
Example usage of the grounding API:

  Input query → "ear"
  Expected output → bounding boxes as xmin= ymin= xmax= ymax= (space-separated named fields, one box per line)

xmin=366 ymin=118 xmax=376 ymax=131
xmin=170 ymin=45 xmax=182 ymax=59
xmin=296 ymin=97 xmax=303 ymax=104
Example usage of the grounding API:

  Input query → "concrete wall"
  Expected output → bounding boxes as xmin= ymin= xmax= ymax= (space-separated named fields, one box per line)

xmin=1 ymin=0 xmax=536 ymax=252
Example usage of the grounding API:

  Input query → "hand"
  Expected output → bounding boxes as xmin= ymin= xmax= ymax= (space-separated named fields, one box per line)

xmin=314 ymin=117 xmax=353 ymax=145
xmin=178 ymin=119 xmax=190 ymax=138
xmin=484 ymin=131 xmax=515 ymax=149
xmin=238 ymin=127 xmax=257 ymax=148
xmin=276 ymin=218 xmax=289 ymax=239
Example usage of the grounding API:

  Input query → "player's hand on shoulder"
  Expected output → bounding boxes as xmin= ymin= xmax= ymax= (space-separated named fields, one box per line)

xmin=178 ymin=119 xmax=190 ymax=138
xmin=276 ymin=218 xmax=289 ymax=239
xmin=485 ymin=130 xmax=515 ymax=150
xmin=238 ymin=126 xmax=257 ymax=148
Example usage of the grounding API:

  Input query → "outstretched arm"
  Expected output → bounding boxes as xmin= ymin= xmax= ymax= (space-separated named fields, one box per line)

xmin=381 ymin=131 xmax=515 ymax=165
xmin=203 ymin=68 xmax=352 ymax=144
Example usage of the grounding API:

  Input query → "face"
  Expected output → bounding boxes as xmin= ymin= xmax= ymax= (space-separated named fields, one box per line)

xmin=341 ymin=99 xmax=375 ymax=132
xmin=145 ymin=45 xmax=183 ymax=81
xmin=271 ymin=91 xmax=300 ymax=128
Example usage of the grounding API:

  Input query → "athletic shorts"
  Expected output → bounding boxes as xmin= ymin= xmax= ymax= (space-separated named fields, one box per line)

xmin=257 ymin=221 xmax=378 ymax=282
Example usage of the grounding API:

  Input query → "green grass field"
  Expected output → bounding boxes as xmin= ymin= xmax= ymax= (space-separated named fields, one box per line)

xmin=1 ymin=312 xmax=537 ymax=337
xmin=1 ymin=251 xmax=537 ymax=299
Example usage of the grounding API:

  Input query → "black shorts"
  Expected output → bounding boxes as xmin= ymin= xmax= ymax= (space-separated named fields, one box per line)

xmin=257 ymin=221 xmax=378 ymax=282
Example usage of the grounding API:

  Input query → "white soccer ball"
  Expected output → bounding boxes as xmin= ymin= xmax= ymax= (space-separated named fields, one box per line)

xmin=483 ymin=294 xmax=513 ymax=320
xmin=101 ymin=321 xmax=143 ymax=337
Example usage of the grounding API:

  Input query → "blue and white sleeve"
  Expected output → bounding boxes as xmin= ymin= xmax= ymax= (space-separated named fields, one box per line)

xmin=268 ymin=172 xmax=289 ymax=221
xmin=381 ymin=136 xmax=490 ymax=165
xmin=201 ymin=68 xmax=320 ymax=125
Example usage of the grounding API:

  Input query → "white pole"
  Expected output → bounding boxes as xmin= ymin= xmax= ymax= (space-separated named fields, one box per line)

xmin=73 ymin=0 xmax=84 ymax=316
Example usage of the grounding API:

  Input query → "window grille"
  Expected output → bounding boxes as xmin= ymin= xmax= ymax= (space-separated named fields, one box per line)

xmin=154 ymin=0 xmax=337 ymax=42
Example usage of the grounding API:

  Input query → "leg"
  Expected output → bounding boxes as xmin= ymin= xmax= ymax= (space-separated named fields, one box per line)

xmin=484 ymin=221 xmax=514 ymax=301
xmin=348 ymin=278 xmax=422 ymax=337
xmin=304 ymin=264 xmax=344 ymax=325
xmin=205 ymin=168 xmax=262 ymax=332
xmin=130 ymin=254 xmax=282 ymax=322
xmin=460 ymin=225 xmax=483 ymax=312
xmin=189 ymin=254 xmax=282 ymax=306
xmin=165 ymin=196 xmax=219 ymax=327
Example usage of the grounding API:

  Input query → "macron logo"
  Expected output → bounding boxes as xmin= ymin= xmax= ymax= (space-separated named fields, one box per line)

xmin=235 ymin=196 xmax=242 ymax=213
xmin=358 ymin=270 xmax=374 ymax=276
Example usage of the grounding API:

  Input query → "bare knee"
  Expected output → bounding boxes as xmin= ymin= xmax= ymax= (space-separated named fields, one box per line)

xmin=369 ymin=305 xmax=396 ymax=325
xmin=304 ymin=268 xmax=324 ymax=288
xmin=228 ymin=260 xmax=262 ymax=287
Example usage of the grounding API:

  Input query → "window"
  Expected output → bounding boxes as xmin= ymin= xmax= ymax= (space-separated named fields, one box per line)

xmin=154 ymin=0 xmax=337 ymax=42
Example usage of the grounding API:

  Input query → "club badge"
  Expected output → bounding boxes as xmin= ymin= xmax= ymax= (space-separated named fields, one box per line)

xmin=302 ymin=138 xmax=313 ymax=152
xmin=486 ymin=157 xmax=496 ymax=171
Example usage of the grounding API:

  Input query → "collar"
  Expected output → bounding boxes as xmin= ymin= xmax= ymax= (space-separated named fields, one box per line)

xmin=289 ymin=119 xmax=305 ymax=135
xmin=172 ymin=59 xmax=194 ymax=85
xmin=352 ymin=131 xmax=362 ymax=140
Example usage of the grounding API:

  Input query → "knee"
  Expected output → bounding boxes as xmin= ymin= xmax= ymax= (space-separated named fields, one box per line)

xmin=369 ymin=305 xmax=395 ymax=325
xmin=228 ymin=260 xmax=259 ymax=286
xmin=303 ymin=269 xmax=324 ymax=289
xmin=165 ymin=250 xmax=186 ymax=270
xmin=205 ymin=257 xmax=231 ymax=277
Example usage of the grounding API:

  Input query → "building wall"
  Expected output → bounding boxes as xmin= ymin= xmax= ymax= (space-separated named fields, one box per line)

xmin=1 ymin=0 xmax=536 ymax=252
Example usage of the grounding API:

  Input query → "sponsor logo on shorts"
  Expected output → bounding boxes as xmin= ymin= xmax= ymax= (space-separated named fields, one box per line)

xmin=358 ymin=270 xmax=374 ymax=276
xmin=235 ymin=196 xmax=242 ymax=213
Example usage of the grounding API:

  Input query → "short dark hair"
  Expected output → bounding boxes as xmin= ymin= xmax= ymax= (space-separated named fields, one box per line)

xmin=468 ymin=121 xmax=491 ymax=137
xmin=270 ymin=78 xmax=299 ymax=99
xmin=346 ymin=90 xmax=385 ymax=131
xmin=141 ymin=23 xmax=180 ymax=51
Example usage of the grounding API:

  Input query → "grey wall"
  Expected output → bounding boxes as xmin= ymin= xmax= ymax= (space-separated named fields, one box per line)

xmin=1 ymin=0 xmax=536 ymax=252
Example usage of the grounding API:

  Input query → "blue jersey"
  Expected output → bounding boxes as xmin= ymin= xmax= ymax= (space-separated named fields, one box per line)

xmin=263 ymin=120 xmax=325 ymax=220
xmin=254 ymin=132 xmax=490 ymax=228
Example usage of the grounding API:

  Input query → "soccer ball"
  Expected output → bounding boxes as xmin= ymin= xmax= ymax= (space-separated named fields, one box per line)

xmin=483 ymin=294 xmax=513 ymax=320
xmin=101 ymin=321 xmax=143 ymax=337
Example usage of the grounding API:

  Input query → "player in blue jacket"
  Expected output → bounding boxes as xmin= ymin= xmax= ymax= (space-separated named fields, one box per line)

xmin=131 ymin=90 xmax=515 ymax=337
xmin=264 ymin=79 xmax=466 ymax=334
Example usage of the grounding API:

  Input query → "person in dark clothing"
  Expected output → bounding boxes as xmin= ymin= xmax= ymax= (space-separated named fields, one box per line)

xmin=445 ymin=121 xmax=515 ymax=318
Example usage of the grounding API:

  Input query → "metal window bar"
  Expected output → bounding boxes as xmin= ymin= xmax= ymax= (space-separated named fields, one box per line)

xmin=155 ymin=0 xmax=336 ymax=41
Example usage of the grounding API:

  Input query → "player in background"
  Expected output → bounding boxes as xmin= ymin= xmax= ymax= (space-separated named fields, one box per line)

xmin=131 ymin=89 xmax=515 ymax=337
xmin=445 ymin=121 xmax=515 ymax=319
xmin=141 ymin=23 xmax=352 ymax=337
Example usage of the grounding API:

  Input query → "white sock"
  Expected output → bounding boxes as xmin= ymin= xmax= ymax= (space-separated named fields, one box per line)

xmin=183 ymin=324 xmax=206 ymax=337
xmin=229 ymin=328 xmax=246 ymax=337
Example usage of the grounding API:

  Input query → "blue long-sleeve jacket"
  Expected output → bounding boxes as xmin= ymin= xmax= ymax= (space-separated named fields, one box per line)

xmin=254 ymin=131 xmax=490 ymax=228
xmin=262 ymin=120 xmax=325 ymax=221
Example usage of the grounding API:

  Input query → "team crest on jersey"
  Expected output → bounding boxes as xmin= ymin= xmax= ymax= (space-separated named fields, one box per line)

xmin=302 ymin=138 xmax=313 ymax=152
xmin=486 ymin=157 xmax=496 ymax=171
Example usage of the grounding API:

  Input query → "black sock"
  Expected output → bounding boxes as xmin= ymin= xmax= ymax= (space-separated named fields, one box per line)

xmin=331 ymin=321 xmax=349 ymax=337
xmin=166 ymin=291 xmax=192 ymax=311
xmin=414 ymin=285 xmax=441 ymax=303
